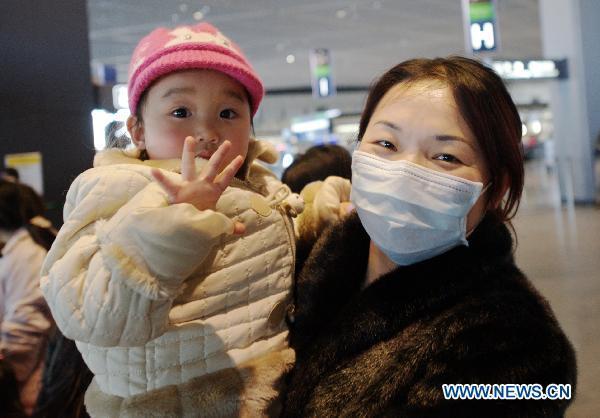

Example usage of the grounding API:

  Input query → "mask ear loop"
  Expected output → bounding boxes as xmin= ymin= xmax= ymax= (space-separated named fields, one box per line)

xmin=465 ymin=182 xmax=493 ymax=237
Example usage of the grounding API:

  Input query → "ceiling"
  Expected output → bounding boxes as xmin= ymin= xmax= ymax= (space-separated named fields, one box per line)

xmin=87 ymin=0 xmax=543 ymax=90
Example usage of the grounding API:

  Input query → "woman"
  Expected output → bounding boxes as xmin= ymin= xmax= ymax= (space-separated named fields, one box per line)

xmin=283 ymin=57 xmax=576 ymax=417
xmin=0 ymin=180 xmax=53 ymax=415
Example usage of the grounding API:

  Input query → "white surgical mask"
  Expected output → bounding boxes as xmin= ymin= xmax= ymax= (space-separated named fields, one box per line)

xmin=350 ymin=150 xmax=485 ymax=266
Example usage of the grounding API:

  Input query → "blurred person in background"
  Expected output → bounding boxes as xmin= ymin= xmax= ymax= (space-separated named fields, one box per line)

xmin=0 ymin=179 xmax=53 ymax=415
xmin=0 ymin=166 xmax=56 ymax=249
xmin=0 ymin=167 xmax=20 ymax=183
xmin=281 ymin=144 xmax=352 ymax=193
xmin=282 ymin=144 xmax=353 ymax=276
xmin=17 ymin=184 xmax=57 ymax=252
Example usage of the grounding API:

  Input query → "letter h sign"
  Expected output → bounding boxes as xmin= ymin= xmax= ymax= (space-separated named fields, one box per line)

xmin=463 ymin=0 xmax=498 ymax=53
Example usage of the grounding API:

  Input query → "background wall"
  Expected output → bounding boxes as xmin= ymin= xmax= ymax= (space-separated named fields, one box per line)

xmin=1 ymin=0 xmax=95 ymax=226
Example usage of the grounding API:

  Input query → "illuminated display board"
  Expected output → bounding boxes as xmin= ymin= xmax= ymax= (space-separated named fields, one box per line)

xmin=491 ymin=59 xmax=568 ymax=80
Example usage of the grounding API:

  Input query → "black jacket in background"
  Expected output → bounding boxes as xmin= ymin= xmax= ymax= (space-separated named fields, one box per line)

xmin=283 ymin=213 xmax=576 ymax=418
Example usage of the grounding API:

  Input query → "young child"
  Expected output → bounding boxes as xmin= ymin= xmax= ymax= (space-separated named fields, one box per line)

xmin=40 ymin=22 xmax=304 ymax=417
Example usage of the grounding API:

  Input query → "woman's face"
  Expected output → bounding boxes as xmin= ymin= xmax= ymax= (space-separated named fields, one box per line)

xmin=358 ymin=80 xmax=490 ymax=233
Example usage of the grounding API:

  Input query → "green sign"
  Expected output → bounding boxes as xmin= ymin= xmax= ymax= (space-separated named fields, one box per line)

xmin=470 ymin=2 xmax=495 ymax=22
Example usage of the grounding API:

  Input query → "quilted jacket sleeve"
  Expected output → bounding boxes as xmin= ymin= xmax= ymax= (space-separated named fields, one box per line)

xmin=40 ymin=166 xmax=235 ymax=347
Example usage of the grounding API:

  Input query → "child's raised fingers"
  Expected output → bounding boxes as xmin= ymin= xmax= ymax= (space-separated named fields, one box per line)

xmin=151 ymin=168 xmax=180 ymax=203
xmin=181 ymin=136 xmax=198 ymax=182
xmin=202 ymin=140 xmax=231 ymax=182
xmin=214 ymin=155 xmax=244 ymax=190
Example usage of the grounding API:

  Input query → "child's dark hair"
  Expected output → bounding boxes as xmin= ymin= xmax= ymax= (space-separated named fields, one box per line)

xmin=282 ymin=144 xmax=352 ymax=193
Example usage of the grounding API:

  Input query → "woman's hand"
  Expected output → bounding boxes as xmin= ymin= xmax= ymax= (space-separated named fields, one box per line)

xmin=151 ymin=136 xmax=245 ymax=234
xmin=338 ymin=201 xmax=355 ymax=218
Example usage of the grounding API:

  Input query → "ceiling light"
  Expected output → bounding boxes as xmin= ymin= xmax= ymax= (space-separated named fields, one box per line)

xmin=323 ymin=108 xmax=342 ymax=118
xmin=286 ymin=54 xmax=296 ymax=64
xmin=291 ymin=119 xmax=329 ymax=134
xmin=335 ymin=123 xmax=360 ymax=134
xmin=282 ymin=153 xmax=294 ymax=168
xmin=179 ymin=3 xmax=188 ymax=13
xmin=193 ymin=11 xmax=204 ymax=20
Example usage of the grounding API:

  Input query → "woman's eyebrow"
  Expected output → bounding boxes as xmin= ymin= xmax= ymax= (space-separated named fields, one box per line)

xmin=435 ymin=134 xmax=466 ymax=142
xmin=435 ymin=134 xmax=476 ymax=150
xmin=375 ymin=120 xmax=402 ymax=132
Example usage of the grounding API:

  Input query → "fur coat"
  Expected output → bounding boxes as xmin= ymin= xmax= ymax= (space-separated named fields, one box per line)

xmin=283 ymin=213 xmax=577 ymax=418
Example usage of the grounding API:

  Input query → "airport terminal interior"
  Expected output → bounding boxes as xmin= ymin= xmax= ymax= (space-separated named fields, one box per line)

xmin=88 ymin=6 xmax=600 ymax=414
xmin=2 ymin=0 xmax=599 ymax=416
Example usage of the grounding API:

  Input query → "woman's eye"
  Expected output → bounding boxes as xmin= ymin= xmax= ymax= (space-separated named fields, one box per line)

xmin=434 ymin=153 xmax=462 ymax=164
xmin=376 ymin=140 xmax=396 ymax=151
xmin=171 ymin=108 xmax=190 ymax=118
xmin=220 ymin=109 xmax=237 ymax=119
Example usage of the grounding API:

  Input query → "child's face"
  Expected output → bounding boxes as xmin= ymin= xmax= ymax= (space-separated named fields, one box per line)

xmin=129 ymin=70 xmax=252 ymax=168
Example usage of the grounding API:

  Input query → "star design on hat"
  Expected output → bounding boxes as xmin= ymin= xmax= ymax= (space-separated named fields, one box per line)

xmin=164 ymin=27 xmax=232 ymax=50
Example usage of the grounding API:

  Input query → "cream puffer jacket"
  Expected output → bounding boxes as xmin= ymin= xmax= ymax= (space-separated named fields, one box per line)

xmin=40 ymin=140 xmax=304 ymax=415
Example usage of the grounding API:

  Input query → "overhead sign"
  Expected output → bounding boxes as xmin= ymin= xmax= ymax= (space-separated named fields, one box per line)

xmin=309 ymin=48 xmax=336 ymax=98
xmin=491 ymin=59 xmax=568 ymax=80
xmin=4 ymin=152 xmax=44 ymax=195
xmin=290 ymin=109 xmax=340 ymax=133
xmin=91 ymin=62 xmax=117 ymax=86
xmin=462 ymin=0 xmax=498 ymax=53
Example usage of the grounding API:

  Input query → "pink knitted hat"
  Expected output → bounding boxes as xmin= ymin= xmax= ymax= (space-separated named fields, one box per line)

xmin=128 ymin=22 xmax=264 ymax=116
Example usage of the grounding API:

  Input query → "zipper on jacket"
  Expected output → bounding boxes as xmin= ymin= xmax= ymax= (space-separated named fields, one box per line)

xmin=230 ymin=176 xmax=265 ymax=196
xmin=230 ymin=176 xmax=297 ymax=278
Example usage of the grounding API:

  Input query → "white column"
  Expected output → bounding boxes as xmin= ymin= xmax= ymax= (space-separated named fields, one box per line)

xmin=538 ymin=0 xmax=598 ymax=203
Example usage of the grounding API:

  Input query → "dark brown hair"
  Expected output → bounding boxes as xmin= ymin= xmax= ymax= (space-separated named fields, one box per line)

xmin=282 ymin=144 xmax=352 ymax=193
xmin=0 ymin=180 xmax=27 ymax=231
xmin=358 ymin=56 xmax=524 ymax=221
xmin=0 ymin=180 xmax=56 ymax=250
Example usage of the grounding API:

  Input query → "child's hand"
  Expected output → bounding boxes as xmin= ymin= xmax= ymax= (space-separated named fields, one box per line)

xmin=151 ymin=136 xmax=245 ymax=235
